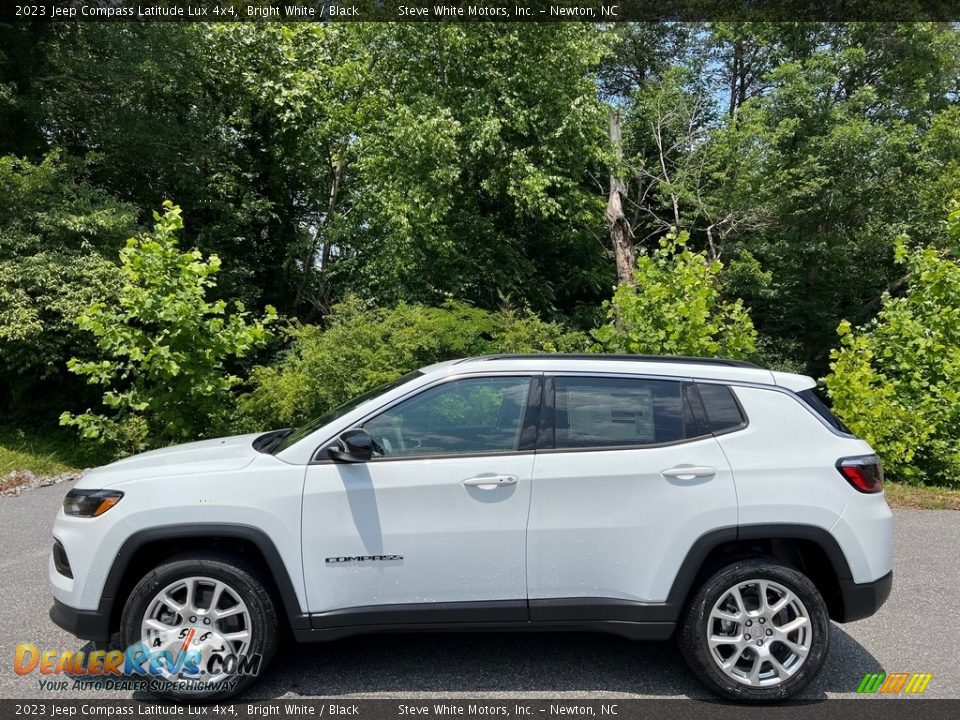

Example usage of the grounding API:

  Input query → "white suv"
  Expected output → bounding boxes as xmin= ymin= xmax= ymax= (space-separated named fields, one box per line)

xmin=49 ymin=354 xmax=893 ymax=702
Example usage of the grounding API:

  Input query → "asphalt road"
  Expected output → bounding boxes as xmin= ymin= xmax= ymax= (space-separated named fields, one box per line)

xmin=1 ymin=482 xmax=958 ymax=700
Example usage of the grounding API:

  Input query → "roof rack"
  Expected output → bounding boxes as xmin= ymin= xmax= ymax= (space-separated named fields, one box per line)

xmin=459 ymin=353 xmax=761 ymax=369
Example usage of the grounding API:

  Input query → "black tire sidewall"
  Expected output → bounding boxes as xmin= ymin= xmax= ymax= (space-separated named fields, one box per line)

xmin=679 ymin=559 xmax=830 ymax=703
xmin=119 ymin=553 xmax=279 ymax=701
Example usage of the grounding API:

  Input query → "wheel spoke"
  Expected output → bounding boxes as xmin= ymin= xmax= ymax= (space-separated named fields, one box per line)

xmin=209 ymin=581 xmax=226 ymax=612
xmin=769 ymin=655 xmax=791 ymax=679
xmin=730 ymin=586 xmax=747 ymax=615
xmin=780 ymin=637 xmax=810 ymax=658
xmin=721 ymin=648 xmax=746 ymax=671
xmin=144 ymin=618 xmax=173 ymax=632
xmin=776 ymin=616 xmax=809 ymax=635
xmin=746 ymin=653 xmax=762 ymax=684
xmin=215 ymin=604 xmax=244 ymax=621
xmin=158 ymin=591 xmax=183 ymax=613
xmin=709 ymin=634 xmax=742 ymax=648
xmin=183 ymin=579 xmax=197 ymax=614
xmin=768 ymin=590 xmax=793 ymax=615
xmin=758 ymin=581 xmax=770 ymax=613
xmin=713 ymin=608 xmax=742 ymax=623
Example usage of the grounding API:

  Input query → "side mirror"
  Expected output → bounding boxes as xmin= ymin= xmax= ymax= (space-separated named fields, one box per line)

xmin=329 ymin=428 xmax=376 ymax=463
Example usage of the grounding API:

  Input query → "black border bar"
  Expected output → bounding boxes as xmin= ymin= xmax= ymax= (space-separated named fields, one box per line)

xmin=3 ymin=0 xmax=960 ymax=22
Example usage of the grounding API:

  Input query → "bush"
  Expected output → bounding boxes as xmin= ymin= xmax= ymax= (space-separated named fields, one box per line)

xmin=825 ymin=205 xmax=960 ymax=487
xmin=235 ymin=298 xmax=590 ymax=430
xmin=0 ymin=154 xmax=139 ymax=420
xmin=60 ymin=202 xmax=276 ymax=454
xmin=592 ymin=230 xmax=758 ymax=359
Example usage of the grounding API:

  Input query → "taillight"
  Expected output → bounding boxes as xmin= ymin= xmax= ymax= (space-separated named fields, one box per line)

xmin=836 ymin=455 xmax=884 ymax=493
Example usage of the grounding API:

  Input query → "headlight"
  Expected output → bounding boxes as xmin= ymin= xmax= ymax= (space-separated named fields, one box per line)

xmin=63 ymin=489 xmax=124 ymax=517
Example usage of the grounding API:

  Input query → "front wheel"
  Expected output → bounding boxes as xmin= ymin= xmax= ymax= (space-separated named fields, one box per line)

xmin=678 ymin=559 xmax=830 ymax=702
xmin=120 ymin=553 xmax=279 ymax=701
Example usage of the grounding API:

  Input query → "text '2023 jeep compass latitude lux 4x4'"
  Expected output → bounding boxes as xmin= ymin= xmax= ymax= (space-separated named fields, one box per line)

xmin=49 ymin=354 xmax=892 ymax=702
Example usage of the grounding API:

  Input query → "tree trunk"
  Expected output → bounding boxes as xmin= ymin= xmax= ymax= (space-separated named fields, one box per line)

xmin=293 ymin=151 xmax=346 ymax=314
xmin=606 ymin=109 xmax=636 ymax=286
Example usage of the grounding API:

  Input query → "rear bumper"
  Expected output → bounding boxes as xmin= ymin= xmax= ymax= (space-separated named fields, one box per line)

xmin=836 ymin=570 xmax=893 ymax=623
xmin=49 ymin=598 xmax=112 ymax=642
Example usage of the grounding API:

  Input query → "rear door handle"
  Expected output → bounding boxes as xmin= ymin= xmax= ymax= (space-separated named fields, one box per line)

xmin=661 ymin=465 xmax=717 ymax=481
xmin=462 ymin=475 xmax=518 ymax=489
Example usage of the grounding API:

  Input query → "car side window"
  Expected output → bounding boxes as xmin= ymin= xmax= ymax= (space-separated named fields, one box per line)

xmin=363 ymin=376 xmax=531 ymax=459
xmin=695 ymin=383 xmax=746 ymax=433
xmin=553 ymin=376 xmax=685 ymax=449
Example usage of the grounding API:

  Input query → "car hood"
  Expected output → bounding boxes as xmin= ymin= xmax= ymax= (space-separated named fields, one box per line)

xmin=76 ymin=432 xmax=265 ymax=487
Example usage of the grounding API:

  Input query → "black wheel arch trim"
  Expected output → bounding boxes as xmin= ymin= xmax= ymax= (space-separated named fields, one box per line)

xmin=665 ymin=523 xmax=859 ymax=622
xmin=54 ymin=523 xmax=309 ymax=642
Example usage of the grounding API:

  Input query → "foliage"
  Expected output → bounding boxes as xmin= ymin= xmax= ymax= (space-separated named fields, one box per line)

xmin=2 ymin=24 xmax=960 ymax=487
xmin=593 ymin=231 xmax=757 ymax=359
xmin=613 ymin=23 xmax=960 ymax=372
xmin=60 ymin=202 xmax=276 ymax=454
xmin=333 ymin=24 xmax=612 ymax=314
xmin=236 ymin=298 xmax=590 ymax=430
xmin=0 ymin=154 xmax=139 ymax=418
xmin=825 ymin=206 xmax=960 ymax=487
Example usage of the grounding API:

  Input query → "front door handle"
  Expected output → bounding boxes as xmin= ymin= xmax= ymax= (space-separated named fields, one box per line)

xmin=462 ymin=475 xmax=518 ymax=489
xmin=661 ymin=465 xmax=717 ymax=481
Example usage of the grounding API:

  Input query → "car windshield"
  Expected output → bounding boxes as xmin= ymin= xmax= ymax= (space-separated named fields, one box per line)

xmin=270 ymin=371 xmax=424 ymax=454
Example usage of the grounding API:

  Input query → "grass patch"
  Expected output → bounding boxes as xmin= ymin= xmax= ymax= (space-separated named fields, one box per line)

xmin=0 ymin=426 xmax=110 ymax=477
xmin=884 ymin=481 xmax=960 ymax=510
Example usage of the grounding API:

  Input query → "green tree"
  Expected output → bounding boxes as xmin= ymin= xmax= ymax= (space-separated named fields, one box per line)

xmin=0 ymin=154 xmax=138 ymax=419
xmin=593 ymin=230 xmax=757 ymax=359
xmin=825 ymin=205 xmax=960 ymax=487
xmin=701 ymin=23 xmax=960 ymax=370
xmin=60 ymin=202 xmax=276 ymax=453
xmin=236 ymin=297 xmax=589 ymax=431
xmin=330 ymin=24 xmax=611 ymax=315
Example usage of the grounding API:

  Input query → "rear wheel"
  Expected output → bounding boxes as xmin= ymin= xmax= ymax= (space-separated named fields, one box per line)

xmin=678 ymin=559 xmax=830 ymax=702
xmin=120 ymin=553 xmax=279 ymax=701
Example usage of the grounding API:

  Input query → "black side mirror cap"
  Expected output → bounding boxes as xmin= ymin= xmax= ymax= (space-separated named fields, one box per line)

xmin=329 ymin=428 xmax=375 ymax=463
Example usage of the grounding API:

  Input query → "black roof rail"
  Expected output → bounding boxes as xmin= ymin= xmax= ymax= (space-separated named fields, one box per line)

xmin=458 ymin=353 xmax=761 ymax=369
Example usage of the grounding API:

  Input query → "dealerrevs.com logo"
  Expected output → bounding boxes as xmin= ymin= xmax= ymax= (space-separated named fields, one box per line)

xmin=857 ymin=672 xmax=933 ymax=695
xmin=14 ymin=633 xmax=262 ymax=694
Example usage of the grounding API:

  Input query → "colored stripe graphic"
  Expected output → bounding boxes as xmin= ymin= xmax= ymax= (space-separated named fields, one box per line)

xmin=857 ymin=673 xmax=885 ymax=693
xmin=856 ymin=672 xmax=932 ymax=694
xmin=904 ymin=674 xmax=933 ymax=694
xmin=880 ymin=673 xmax=909 ymax=693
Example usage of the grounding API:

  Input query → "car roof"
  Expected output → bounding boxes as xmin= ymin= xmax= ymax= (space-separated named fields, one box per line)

xmin=420 ymin=354 xmax=813 ymax=391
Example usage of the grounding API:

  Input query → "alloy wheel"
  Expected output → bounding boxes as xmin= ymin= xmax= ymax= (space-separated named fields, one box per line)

xmin=140 ymin=575 xmax=252 ymax=684
xmin=706 ymin=578 xmax=812 ymax=687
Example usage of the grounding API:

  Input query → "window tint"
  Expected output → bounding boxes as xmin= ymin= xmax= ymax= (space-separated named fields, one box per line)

xmin=798 ymin=388 xmax=852 ymax=434
xmin=695 ymin=383 xmax=746 ymax=433
xmin=363 ymin=377 xmax=531 ymax=458
xmin=554 ymin=377 xmax=684 ymax=449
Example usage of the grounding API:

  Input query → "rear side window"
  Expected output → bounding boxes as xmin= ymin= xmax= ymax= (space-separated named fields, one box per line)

xmin=695 ymin=383 xmax=747 ymax=434
xmin=553 ymin=377 xmax=685 ymax=448
xmin=797 ymin=388 xmax=852 ymax=434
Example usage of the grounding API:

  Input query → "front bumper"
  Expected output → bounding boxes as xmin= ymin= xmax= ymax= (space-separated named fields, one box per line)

xmin=836 ymin=570 xmax=893 ymax=623
xmin=49 ymin=598 xmax=112 ymax=642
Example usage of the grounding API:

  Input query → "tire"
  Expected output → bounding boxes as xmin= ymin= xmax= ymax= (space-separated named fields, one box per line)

xmin=678 ymin=558 xmax=830 ymax=703
xmin=119 ymin=552 xmax=279 ymax=701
